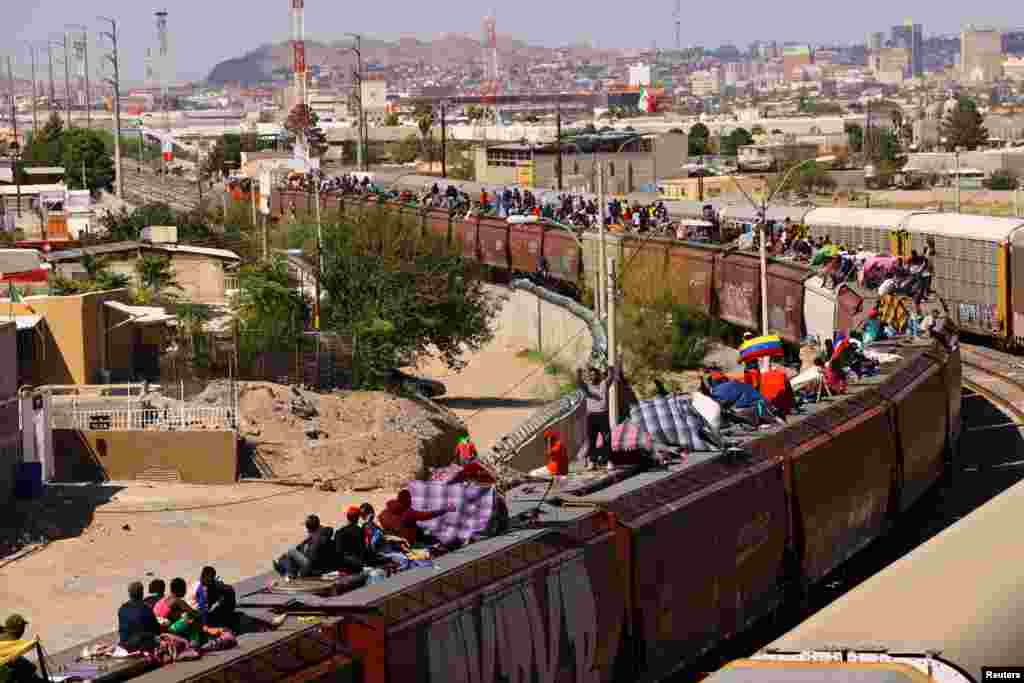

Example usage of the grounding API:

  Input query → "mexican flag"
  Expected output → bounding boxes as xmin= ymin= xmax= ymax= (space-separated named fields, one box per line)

xmin=638 ymin=86 xmax=655 ymax=113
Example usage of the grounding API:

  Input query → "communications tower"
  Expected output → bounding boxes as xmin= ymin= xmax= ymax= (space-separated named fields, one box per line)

xmin=482 ymin=14 xmax=501 ymax=125
xmin=290 ymin=0 xmax=307 ymax=109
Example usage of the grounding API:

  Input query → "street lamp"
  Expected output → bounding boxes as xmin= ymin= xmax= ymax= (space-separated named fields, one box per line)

xmin=953 ymin=145 xmax=965 ymax=213
xmin=728 ymin=155 xmax=836 ymax=347
xmin=66 ymin=24 xmax=90 ymax=128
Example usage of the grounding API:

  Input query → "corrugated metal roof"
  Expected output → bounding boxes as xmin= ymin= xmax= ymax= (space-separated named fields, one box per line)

xmin=805 ymin=208 xmax=919 ymax=230
xmin=48 ymin=241 xmax=240 ymax=262
xmin=104 ymin=300 xmax=176 ymax=325
xmin=905 ymin=212 xmax=1024 ymax=243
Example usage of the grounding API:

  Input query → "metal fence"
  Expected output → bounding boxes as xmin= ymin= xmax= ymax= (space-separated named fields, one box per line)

xmin=52 ymin=406 xmax=236 ymax=432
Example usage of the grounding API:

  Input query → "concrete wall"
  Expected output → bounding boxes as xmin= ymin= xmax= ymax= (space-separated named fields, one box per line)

xmin=57 ymin=253 xmax=230 ymax=304
xmin=486 ymin=285 xmax=591 ymax=370
xmin=0 ymin=322 xmax=19 ymax=506
xmin=52 ymin=429 xmax=237 ymax=484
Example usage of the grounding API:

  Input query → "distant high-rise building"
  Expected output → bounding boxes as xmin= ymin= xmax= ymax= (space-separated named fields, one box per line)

xmin=867 ymin=32 xmax=884 ymax=52
xmin=891 ymin=21 xmax=923 ymax=77
xmin=961 ymin=26 xmax=1004 ymax=82
xmin=782 ymin=45 xmax=812 ymax=81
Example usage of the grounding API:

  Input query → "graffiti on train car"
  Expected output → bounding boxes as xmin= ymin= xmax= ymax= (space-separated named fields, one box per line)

xmin=958 ymin=302 xmax=997 ymax=331
xmin=423 ymin=552 xmax=604 ymax=683
xmin=720 ymin=280 xmax=757 ymax=327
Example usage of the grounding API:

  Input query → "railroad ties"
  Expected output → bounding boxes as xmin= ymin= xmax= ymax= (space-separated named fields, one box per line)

xmin=960 ymin=344 xmax=1024 ymax=430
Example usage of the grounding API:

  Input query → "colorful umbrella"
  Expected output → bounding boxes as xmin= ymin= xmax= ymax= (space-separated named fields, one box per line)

xmin=738 ymin=334 xmax=784 ymax=365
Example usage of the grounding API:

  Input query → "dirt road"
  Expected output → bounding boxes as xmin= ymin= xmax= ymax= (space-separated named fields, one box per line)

xmin=0 ymin=336 xmax=560 ymax=654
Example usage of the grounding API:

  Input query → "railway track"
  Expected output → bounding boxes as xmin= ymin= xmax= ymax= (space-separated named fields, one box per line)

xmin=960 ymin=344 xmax=1024 ymax=426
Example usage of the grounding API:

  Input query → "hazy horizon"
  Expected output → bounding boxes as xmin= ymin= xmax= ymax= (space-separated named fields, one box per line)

xmin=4 ymin=0 xmax=1020 ymax=84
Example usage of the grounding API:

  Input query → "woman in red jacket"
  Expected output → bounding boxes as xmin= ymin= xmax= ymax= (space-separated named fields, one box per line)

xmin=379 ymin=490 xmax=455 ymax=546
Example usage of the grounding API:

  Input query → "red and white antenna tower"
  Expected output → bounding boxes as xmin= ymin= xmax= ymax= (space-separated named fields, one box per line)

xmin=290 ymin=0 xmax=307 ymax=110
xmin=482 ymin=13 xmax=501 ymax=123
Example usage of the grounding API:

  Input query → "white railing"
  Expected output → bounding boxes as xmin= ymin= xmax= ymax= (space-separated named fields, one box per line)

xmin=224 ymin=276 xmax=240 ymax=292
xmin=52 ymin=407 xmax=236 ymax=432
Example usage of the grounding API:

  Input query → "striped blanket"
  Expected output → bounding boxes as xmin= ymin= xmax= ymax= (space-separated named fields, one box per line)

xmin=405 ymin=481 xmax=507 ymax=545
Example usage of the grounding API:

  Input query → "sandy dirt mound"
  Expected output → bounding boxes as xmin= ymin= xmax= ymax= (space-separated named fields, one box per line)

xmin=219 ymin=382 xmax=466 ymax=490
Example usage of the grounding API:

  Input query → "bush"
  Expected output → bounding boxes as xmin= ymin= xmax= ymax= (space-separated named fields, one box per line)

xmin=619 ymin=295 xmax=743 ymax=387
xmin=986 ymin=169 xmax=1020 ymax=191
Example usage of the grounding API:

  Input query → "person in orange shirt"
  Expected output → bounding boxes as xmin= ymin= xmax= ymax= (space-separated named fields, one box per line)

xmin=544 ymin=430 xmax=568 ymax=476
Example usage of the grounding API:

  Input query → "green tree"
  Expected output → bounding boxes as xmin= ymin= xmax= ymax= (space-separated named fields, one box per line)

xmin=61 ymin=129 xmax=116 ymax=193
xmin=465 ymin=105 xmax=486 ymax=122
xmin=235 ymin=257 xmax=310 ymax=365
xmin=393 ymin=134 xmax=421 ymax=164
xmin=721 ymin=127 xmax=754 ymax=156
xmin=689 ymin=122 xmax=710 ymax=156
xmin=21 ymin=113 xmax=65 ymax=170
xmin=774 ymin=161 xmax=837 ymax=195
xmin=203 ymin=133 xmax=244 ymax=177
xmin=383 ymin=112 xmax=401 ymax=126
xmin=986 ymin=169 xmax=1020 ymax=190
xmin=845 ymin=123 xmax=864 ymax=153
xmin=319 ymin=207 xmax=498 ymax=385
xmin=135 ymin=254 xmax=182 ymax=303
xmin=940 ymin=96 xmax=988 ymax=151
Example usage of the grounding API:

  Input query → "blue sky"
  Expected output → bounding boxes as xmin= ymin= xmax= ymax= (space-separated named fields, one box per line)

xmin=4 ymin=0 xmax=1018 ymax=84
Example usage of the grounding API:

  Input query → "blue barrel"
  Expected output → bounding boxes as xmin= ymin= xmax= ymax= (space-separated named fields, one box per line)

xmin=14 ymin=462 xmax=44 ymax=499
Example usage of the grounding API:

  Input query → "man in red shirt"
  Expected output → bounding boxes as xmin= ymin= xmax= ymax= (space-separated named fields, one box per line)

xmin=379 ymin=490 xmax=455 ymax=546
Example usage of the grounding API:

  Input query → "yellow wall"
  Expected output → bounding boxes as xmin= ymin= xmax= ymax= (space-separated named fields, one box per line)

xmin=53 ymin=429 xmax=237 ymax=484
xmin=11 ymin=290 xmax=136 ymax=386
xmin=661 ymin=175 xmax=767 ymax=201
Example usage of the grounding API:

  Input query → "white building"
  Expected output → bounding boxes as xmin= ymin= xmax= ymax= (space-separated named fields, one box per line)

xmin=1004 ymin=57 xmax=1024 ymax=81
xmin=961 ymin=27 xmax=1003 ymax=83
xmin=628 ymin=64 xmax=652 ymax=87
xmin=690 ymin=69 xmax=722 ymax=97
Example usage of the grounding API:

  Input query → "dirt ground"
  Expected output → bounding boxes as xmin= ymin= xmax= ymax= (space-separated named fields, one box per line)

xmin=0 ymin=336 xmax=561 ymax=654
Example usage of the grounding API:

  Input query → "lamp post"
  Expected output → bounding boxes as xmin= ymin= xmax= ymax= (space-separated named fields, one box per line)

xmin=954 ymin=146 xmax=964 ymax=214
xmin=728 ymin=155 xmax=836 ymax=349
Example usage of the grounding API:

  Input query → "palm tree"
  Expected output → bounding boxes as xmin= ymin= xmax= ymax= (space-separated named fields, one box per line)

xmin=135 ymin=254 xmax=182 ymax=302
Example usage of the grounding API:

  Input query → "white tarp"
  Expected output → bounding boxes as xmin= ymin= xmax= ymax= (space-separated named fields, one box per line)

xmin=20 ymin=392 xmax=54 ymax=482
xmin=803 ymin=275 xmax=838 ymax=346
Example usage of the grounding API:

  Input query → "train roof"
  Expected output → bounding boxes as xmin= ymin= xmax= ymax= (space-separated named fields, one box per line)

xmin=804 ymin=208 xmax=921 ymax=231
xmin=763 ymin=478 xmax=1024 ymax=681
xmin=904 ymin=212 xmax=1024 ymax=243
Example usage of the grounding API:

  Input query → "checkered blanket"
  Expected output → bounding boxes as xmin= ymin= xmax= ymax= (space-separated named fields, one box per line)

xmin=627 ymin=394 xmax=720 ymax=452
xmin=405 ymin=481 xmax=504 ymax=545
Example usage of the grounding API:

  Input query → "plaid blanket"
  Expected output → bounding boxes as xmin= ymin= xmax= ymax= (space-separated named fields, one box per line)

xmin=611 ymin=421 xmax=654 ymax=452
xmin=627 ymin=394 xmax=720 ymax=452
xmin=405 ymin=481 xmax=505 ymax=545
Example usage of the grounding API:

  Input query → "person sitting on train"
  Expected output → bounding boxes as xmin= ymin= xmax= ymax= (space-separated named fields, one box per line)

xmin=862 ymin=308 xmax=884 ymax=344
xmin=334 ymin=506 xmax=367 ymax=574
xmin=379 ymin=490 xmax=455 ymax=547
xmin=118 ymin=582 xmax=161 ymax=653
xmin=273 ymin=515 xmax=335 ymax=579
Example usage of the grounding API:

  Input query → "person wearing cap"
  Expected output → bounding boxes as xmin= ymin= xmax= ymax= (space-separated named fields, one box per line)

xmin=379 ymin=490 xmax=455 ymax=546
xmin=334 ymin=505 xmax=367 ymax=573
xmin=1 ymin=614 xmax=44 ymax=682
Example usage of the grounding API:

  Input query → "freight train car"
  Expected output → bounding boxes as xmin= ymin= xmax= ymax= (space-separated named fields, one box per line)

xmin=46 ymin=340 xmax=959 ymax=683
xmin=268 ymin=190 xmax=1024 ymax=347
xmin=713 ymin=477 xmax=1024 ymax=683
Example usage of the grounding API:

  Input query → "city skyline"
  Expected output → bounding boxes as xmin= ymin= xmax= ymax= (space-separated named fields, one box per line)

xmin=3 ymin=0 xmax=1022 ymax=83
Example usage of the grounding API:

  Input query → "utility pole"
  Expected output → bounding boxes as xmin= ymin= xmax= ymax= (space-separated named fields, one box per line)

xmin=67 ymin=26 xmax=91 ymax=128
xmin=62 ymin=33 xmax=73 ymax=128
xmin=99 ymin=16 xmax=124 ymax=199
xmin=7 ymin=57 xmax=21 ymax=218
xmin=347 ymin=33 xmax=365 ymax=172
xmin=314 ymin=175 xmax=324 ymax=333
xmin=46 ymin=43 xmax=56 ymax=114
xmin=597 ymin=161 xmax=608 ymax=316
xmin=555 ymin=98 xmax=563 ymax=190
xmin=607 ymin=256 xmax=618 ymax=432
xmin=440 ymin=101 xmax=447 ymax=178
xmin=28 ymin=45 xmax=38 ymax=133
